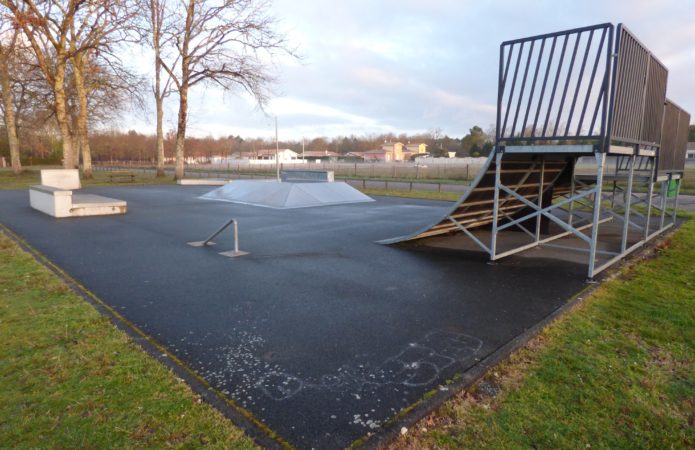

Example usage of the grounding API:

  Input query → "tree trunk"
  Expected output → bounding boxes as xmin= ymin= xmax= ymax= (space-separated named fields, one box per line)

xmin=54 ymin=61 xmax=75 ymax=169
xmin=155 ymin=63 xmax=165 ymax=176
xmin=156 ymin=98 xmax=165 ymax=176
xmin=174 ymin=86 xmax=188 ymax=180
xmin=0 ymin=53 xmax=21 ymax=175
xmin=153 ymin=7 xmax=166 ymax=178
xmin=73 ymin=57 xmax=92 ymax=178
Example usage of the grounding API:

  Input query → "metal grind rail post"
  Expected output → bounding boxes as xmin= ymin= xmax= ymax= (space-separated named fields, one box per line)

xmin=187 ymin=218 xmax=249 ymax=257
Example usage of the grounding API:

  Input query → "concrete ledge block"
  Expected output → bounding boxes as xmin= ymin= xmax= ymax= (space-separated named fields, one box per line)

xmin=30 ymin=184 xmax=127 ymax=218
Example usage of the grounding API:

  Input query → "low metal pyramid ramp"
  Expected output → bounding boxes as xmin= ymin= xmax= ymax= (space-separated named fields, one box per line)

xmin=199 ymin=180 xmax=374 ymax=209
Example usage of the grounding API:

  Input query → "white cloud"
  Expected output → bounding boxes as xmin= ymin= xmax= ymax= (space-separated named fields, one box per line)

xmin=124 ymin=0 xmax=695 ymax=139
xmin=269 ymin=97 xmax=378 ymax=125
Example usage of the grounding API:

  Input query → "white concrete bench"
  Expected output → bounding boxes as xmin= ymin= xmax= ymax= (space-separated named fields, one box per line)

xmin=30 ymin=169 xmax=127 ymax=218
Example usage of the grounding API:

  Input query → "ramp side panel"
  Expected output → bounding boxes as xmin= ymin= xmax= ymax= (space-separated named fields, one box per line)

xmin=658 ymin=99 xmax=691 ymax=176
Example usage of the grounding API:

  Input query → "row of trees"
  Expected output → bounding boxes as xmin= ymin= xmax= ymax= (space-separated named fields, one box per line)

xmin=0 ymin=1 xmax=496 ymax=176
xmin=80 ymin=127 xmax=495 ymax=162
xmin=1 ymin=125 xmax=495 ymax=164
xmin=0 ymin=0 xmax=291 ymax=178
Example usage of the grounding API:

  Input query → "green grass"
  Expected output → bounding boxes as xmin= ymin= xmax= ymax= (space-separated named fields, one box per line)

xmin=1 ymin=166 xmax=466 ymax=202
xmin=338 ymin=174 xmax=472 ymax=184
xmin=0 ymin=231 xmax=257 ymax=449
xmin=0 ymin=167 xmax=175 ymax=190
xmin=391 ymin=217 xmax=695 ymax=449
xmin=1 ymin=166 xmax=693 ymax=448
xmin=360 ymin=188 xmax=461 ymax=202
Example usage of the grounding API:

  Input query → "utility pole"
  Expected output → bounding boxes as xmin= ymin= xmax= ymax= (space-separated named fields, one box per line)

xmin=275 ymin=116 xmax=280 ymax=182
xmin=302 ymin=137 xmax=305 ymax=160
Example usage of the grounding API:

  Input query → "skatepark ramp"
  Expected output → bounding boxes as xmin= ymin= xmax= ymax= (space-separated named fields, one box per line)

xmin=381 ymin=23 xmax=689 ymax=280
xmin=379 ymin=153 xmax=573 ymax=243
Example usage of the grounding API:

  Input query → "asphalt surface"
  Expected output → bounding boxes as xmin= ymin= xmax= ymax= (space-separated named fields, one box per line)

xmin=0 ymin=186 xmax=588 ymax=449
xmin=678 ymin=194 xmax=695 ymax=212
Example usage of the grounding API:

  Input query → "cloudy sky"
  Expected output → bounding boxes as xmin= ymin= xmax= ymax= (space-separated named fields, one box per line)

xmin=125 ymin=0 xmax=695 ymax=140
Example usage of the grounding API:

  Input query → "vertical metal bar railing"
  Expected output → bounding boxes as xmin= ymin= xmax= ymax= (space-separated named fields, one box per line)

xmin=502 ymin=42 xmax=525 ymax=136
xmin=522 ymin=39 xmax=546 ymax=136
xmin=542 ymin=34 xmax=569 ymax=137
xmin=565 ymin=29 xmax=594 ymax=136
xmin=553 ymin=33 xmax=581 ymax=136
xmin=578 ymin=28 xmax=607 ymax=135
xmin=511 ymin=40 xmax=536 ymax=136
xmin=531 ymin=36 xmax=557 ymax=137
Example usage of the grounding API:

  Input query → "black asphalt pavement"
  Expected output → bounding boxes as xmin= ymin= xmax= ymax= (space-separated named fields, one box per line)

xmin=0 ymin=186 xmax=587 ymax=448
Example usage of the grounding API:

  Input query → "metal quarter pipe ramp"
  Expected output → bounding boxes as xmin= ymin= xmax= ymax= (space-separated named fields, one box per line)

xmin=380 ymin=22 xmax=689 ymax=280
xmin=378 ymin=153 xmax=572 ymax=243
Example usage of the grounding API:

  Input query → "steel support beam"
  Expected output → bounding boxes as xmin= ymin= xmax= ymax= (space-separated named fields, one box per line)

xmin=489 ymin=151 xmax=503 ymax=261
xmin=620 ymin=153 xmax=635 ymax=253
xmin=447 ymin=216 xmax=492 ymax=254
xmin=587 ymin=152 xmax=606 ymax=279
xmin=644 ymin=162 xmax=656 ymax=240
xmin=659 ymin=176 xmax=668 ymax=230
xmin=535 ymin=157 xmax=545 ymax=243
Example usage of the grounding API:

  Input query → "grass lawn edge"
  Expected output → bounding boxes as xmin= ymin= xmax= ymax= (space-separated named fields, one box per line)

xmin=0 ymin=223 xmax=289 ymax=450
xmin=359 ymin=217 xmax=693 ymax=449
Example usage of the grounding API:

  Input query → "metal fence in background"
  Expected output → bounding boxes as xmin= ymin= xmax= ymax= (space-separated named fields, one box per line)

xmin=93 ymin=160 xmax=487 ymax=182
xmin=92 ymin=164 xmax=472 ymax=194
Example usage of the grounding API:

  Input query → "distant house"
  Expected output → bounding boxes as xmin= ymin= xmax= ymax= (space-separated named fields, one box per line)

xmin=687 ymin=142 xmax=695 ymax=160
xmin=405 ymin=143 xmax=428 ymax=156
xmin=301 ymin=150 xmax=341 ymax=162
xmin=231 ymin=149 xmax=299 ymax=162
xmin=380 ymin=142 xmax=405 ymax=161
xmin=362 ymin=149 xmax=393 ymax=162
xmin=345 ymin=151 xmax=365 ymax=160
xmin=358 ymin=142 xmax=428 ymax=162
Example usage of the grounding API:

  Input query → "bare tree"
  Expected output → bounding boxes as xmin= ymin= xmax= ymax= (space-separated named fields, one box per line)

xmin=68 ymin=0 xmax=133 ymax=177
xmin=0 ymin=11 xmax=48 ymax=168
xmin=3 ymin=0 xmax=133 ymax=175
xmin=160 ymin=0 xmax=294 ymax=179
xmin=0 ymin=19 xmax=22 ymax=173
xmin=141 ymin=0 xmax=173 ymax=176
xmin=2 ymin=0 xmax=80 ymax=168
xmin=84 ymin=61 xmax=143 ymax=127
